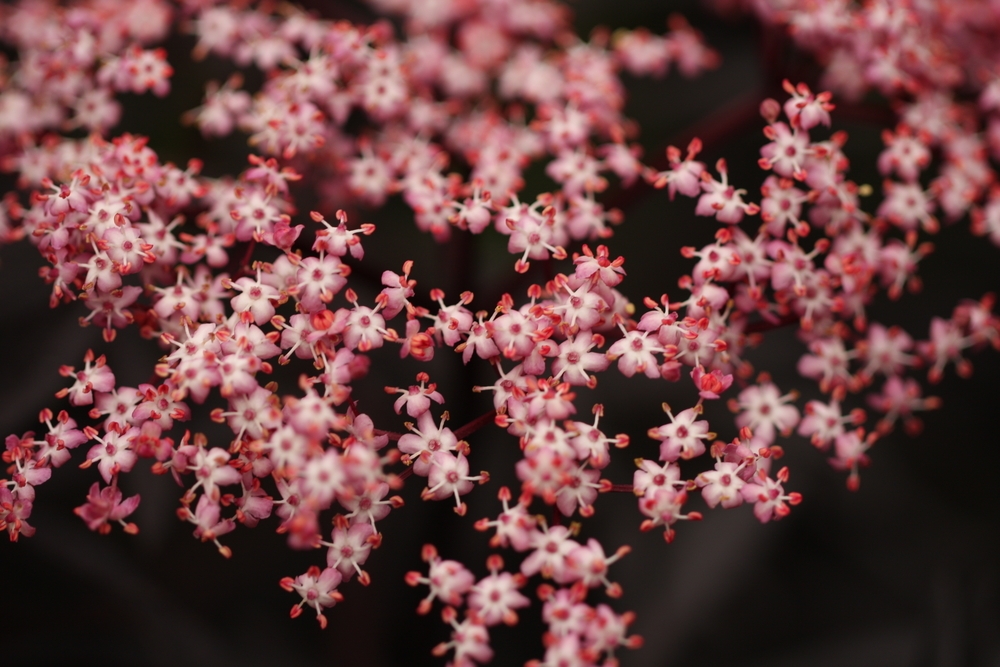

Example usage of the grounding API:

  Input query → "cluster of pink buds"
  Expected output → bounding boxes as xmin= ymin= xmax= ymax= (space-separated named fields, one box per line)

xmin=2 ymin=0 xmax=1000 ymax=664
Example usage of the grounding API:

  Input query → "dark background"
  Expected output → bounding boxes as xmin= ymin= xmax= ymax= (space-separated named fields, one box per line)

xmin=2 ymin=1 xmax=999 ymax=665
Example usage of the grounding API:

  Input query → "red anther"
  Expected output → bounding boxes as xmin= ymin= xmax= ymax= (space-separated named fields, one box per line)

xmin=310 ymin=309 xmax=334 ymax=330
xmin=441 ymin=605 xmax=457 ymax=624
xmin=846 ymin=474 xmax=860 ymax=491
xmin=486 ymin=554 xmax=504 ymax=571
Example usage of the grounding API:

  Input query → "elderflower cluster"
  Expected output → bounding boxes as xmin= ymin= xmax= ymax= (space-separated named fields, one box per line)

xmin=2 ymin=0 xmax=1000 ymax=665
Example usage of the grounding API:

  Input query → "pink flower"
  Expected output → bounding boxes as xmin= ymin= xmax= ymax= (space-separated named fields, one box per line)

xmin=521 ymin=523 xmax=577 ymax=582
xmin=281 ymin=565 xmax=343 ymax=629
xmin=828 ymin=430 xmax=876 ymax=490
xmin=390 ymin=374 xmax=445 ymax=418
xmin=572 ymin=244 xmax=626 ymax=287
xmin=57 ymin=351 xmax=116 ymax=407
xmin=186 ymin=494 xmax=236 ymax=553
xmin=74 ymin=482 xmax=140 ymax=534
xmin=406 ymin=545 xmax=476 ymax=614
xmin=690 ymin=365 xmax=733 ymax=400
xmin=474 ymin=487 xmax=537 ymax=551
xmin=607 ymin=328 xmax=662 ymax=378
xmin=734 ymin=382 xmax=801 ymax=447
xmin=759 ymin=122 xmax=809 ymax=179
xmin=83 ymin=427 xmax=139 ymax=483
xmin=637 ymin=486 xmax=698 ymax=543
xmin=648 ymin=405 xmax=712 ymax=461
xmin=422 ymin=452 xmax=487 ymax=515
xmin=435 ymin=617 xmax=493 ymax=667
xmin=696 ymin=462 xmax=746 ymax=509
xmin=650 ymin=138 xmax=705 ymax=200
xmin=325 ymin=522 xmax=376 ymax=582
xmin=695 ymin=159 xmax=760 ymax=224
xmin=398 ymin=411 xmax=460 ymax=476
xmin=740 ymin=469 xmax=801 ymax=523
xmin=798 ymin=398 xmax=859 ymax=449
xmin=564 ymin=538 xmax=630 ymax=595
xmin=0 ymin=486 xmax=35 ymax=541
xmin=468 ymin=559 xmax=530 ymax=627
xmin=781 ymin=80 xmax=833 ymax=130
xmin=228 ymin=269 xmax=281 ymax=326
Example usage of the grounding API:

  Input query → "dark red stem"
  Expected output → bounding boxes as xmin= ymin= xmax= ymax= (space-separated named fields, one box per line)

xmin=453 ymin=409 xmax=498 ymax=441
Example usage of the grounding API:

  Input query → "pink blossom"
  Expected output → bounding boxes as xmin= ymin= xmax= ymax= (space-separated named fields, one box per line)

xmin=696 ymin=461 xmax=746 ymax=509
xmin=740 ymin=469 xmax=801 ymax=523
xmin=690 ymin=365 xmax=733 ymax=399
xmin=648 ymin=405 xmax=712 ymax=461
xmin=406 ymin=545 xmax=475 ymax=613
xmin=83 ymin=427 xmax=139 ymax=483
xmin=468 ymin=563 xmax=530 ymax=627
xmin=281 ymin=565 xmax=343 ymax=629
xmin=695 ymin=159 xmax=760 ymax=224
xmin=398 ymin=411 xmax=459 ymax=476
xmin=389 ymin=374 xmax=445 ymax=418
xmin=607 ymin=328 xmax=663 ymax=378
xmin=423 ymin=452 xmax=487 ymax=515
xmin=734 ymin=382 xmax=801 ymax=447
xmin=228 ymin=269 xmax=281 ymax=326
xmin=325 ymin=522 xmax=375 ymax=582
xmin=74 ymin=482 xmax=140 ymax=534
xmin=57 ymin=351 xmax=116 ymax=406
xmin=474 ymin=487 xmax=537 ymax=551
xmin=521 ymin=523 xmax=577 ymax=582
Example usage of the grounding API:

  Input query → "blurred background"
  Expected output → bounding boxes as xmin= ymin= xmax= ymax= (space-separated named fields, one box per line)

xmin=2 ymin=1 xmax=999 ymax=665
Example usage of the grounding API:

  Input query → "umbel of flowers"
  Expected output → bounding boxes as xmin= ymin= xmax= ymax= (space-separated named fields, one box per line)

xmin=1 ymin=0 xmax=999 ymax=665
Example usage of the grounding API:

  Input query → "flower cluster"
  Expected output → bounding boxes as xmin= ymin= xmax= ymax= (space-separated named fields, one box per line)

xmin=2 ymin=0 xmax=999 ymax=665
